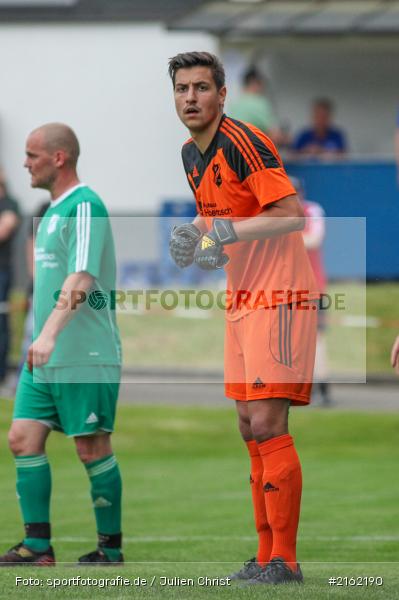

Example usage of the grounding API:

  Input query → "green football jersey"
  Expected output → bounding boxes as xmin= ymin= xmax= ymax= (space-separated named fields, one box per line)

xmin=33 ymin=184 xmax=121 ymax=368
xmin=229 ymin=93 xmax=277 ymax=133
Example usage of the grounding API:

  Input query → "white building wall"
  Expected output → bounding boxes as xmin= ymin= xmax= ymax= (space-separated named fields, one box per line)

xmin=1 ymin=25 xmax=397 ymax=214
xmin=0 ymin=24 xmax=216 ymax=212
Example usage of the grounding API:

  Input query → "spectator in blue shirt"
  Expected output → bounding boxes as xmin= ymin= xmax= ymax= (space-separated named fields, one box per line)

xmin=292 ymin=98 xmax=347 ymax=158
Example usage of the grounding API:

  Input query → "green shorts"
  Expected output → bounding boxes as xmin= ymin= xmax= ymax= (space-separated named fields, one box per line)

xmin=14 ymin=365 xmax=121 ymax=437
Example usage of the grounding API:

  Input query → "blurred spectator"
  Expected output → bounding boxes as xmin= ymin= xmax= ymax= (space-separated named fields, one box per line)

xmin=18 ymin=201 xmax=50 ymax=374
xmin=290 ymin=175 xmax=331 ymax=406
xmin=292 ymin=98 xmax=347 ymax=158
xmin=26 ymin=201 xmax=50 ymax=285
xmin=229 ymin=67 xmax=289 ymax=146
xmin=395 ymin=108 xmax=399 ymax=184
xmin=0 ymin=169 xmax=20 ymax=382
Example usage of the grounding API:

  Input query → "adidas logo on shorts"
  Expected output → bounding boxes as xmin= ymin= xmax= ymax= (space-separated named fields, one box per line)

xmin=85 ymin=412 xmax=99 ymax=424
xmin=93 ymin=496 xmax=112 ymax=508
xmin=252 ymin=377 xmax=266 ymax=389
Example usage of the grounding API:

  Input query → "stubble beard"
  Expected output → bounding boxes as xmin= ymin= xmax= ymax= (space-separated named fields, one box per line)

xmin=184 ymin=110 xmax=219 ymax=136
xmin=32 ymin=171 xmax=56 ymax=191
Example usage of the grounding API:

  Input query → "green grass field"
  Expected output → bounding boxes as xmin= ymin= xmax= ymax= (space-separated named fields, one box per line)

xmin=117 ymin=282 xmax=398 ymax=376
xmin=0 ymin=399 xmax=398 ymax=598
xmin=9 ymin=283 xmax=399 ymax=376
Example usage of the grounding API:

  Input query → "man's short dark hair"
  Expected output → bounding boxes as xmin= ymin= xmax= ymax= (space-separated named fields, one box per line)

xmin=242 ymin=66 xmax=265 ymax=87
xmin=314 ymin=98 xmax=334 ymax=113
xmin=168 ymin=51 xmax=225 ymax=90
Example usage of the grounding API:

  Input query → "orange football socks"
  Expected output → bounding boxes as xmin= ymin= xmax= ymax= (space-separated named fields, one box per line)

xmin=258 ymin=434 xmax=302 ymax=571
xmin=245 ymin=440 xmax=273 ymax=565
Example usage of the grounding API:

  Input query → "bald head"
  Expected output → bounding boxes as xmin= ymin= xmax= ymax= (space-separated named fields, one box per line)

xmin=25 ymin=122 xmax=81 ymax=195
xmin=31 ymin=122 xmax=80 ymax=167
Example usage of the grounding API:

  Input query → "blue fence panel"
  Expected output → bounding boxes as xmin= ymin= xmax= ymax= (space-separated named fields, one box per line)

xmin=160 ymin=161 xmax=399 ymax=281
xmin=322 ymin=217 xmax=366 ymax=280
xmin=286 ymin=161 xmax=399 ymax=279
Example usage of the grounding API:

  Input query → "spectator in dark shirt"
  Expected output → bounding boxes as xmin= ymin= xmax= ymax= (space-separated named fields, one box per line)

xmin=395 ymin=106 xmax=399 ymax=185
xmin=292 ymin=98 xmax=347 ymax=159
xmin=17 ymin=201 xmax=50 ymax=376
xmin=0 ymin=169 xmax=20 ymax=382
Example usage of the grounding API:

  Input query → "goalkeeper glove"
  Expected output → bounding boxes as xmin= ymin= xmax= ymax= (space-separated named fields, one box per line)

xmin=169 ymin=223 xmax=202 ymax=268
xmin=194 ymin=219 xmax=238 ymax=270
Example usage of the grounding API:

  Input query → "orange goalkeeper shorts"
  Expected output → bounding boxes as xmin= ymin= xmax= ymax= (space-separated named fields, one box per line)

xmin=224 ymin=302 xmax=318 ymax=405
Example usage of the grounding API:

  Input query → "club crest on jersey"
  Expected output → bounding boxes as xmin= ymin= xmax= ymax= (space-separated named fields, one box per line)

xmin=47 ymin=214 xmax=60 ymax=234
xmin=192 ymin=165 xmax=199 ymax=178
xmin=212 ymin=163 xmax=222 ymax=187
xmin=201 ymin=235 xmax=215 ymax=250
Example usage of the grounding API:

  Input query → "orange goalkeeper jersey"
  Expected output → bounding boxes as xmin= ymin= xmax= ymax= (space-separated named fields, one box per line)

xmin=182 ymin=115 xmax=319 ymax=320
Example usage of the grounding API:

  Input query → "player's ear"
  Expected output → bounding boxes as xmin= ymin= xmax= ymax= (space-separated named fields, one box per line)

xmin=53 ymin=150 xmax=67 ymax=168
xmin=219 ymin=85 xmax=227 ymax=109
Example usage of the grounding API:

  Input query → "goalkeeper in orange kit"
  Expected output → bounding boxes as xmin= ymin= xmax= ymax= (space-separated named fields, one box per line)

xmin=168 ymin=51 xmax=319 ymax=585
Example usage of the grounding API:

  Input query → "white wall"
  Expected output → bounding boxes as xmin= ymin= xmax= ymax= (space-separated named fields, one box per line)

xmin=0 ymin=24 xmax=216 ymax=212
xmin=223 ymin=37 xmax=399 ymax=157
xmin=3 ymin=26 xmax=396 ymax=213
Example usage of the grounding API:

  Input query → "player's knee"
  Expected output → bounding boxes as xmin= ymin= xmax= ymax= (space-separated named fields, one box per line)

xmin=250 ymin=425 xmax=274 ymax=444
xmin=250 ymin=415 xmax=285 ymax=444
xmin=75 ymin=435 xmax=111 ymax=464
xmin=8 ymin=426 xmax=28 ymax=456
xmin=76 ymin=443 xmax=96 ymax=464
xmin=237 ymin=413 xmax=252 ymax=440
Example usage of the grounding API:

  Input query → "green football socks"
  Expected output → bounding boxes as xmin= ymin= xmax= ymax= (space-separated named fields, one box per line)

xmin=15 ymin=454 xmax=51 ymax=552
xmin=84 ymin=454 xmax=122 ymax=560
xmin=15 ymin=452 xmax=122 ymax=559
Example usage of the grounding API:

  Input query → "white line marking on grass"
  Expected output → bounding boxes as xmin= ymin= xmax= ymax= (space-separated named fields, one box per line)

xmin=6 ymin=561 xmax=399 ymax=564
xmin=21 ymin=534 xmax=399 ymax=544
xmin=52 ymin=536 xmax=255 ymax=543
xmin=339 ymin=315 xmax=379 ymax=328
xmin=309 ymin=535 xmax=399 ymax=542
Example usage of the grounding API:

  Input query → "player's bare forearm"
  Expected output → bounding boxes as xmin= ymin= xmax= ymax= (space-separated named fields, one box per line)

xmin=27 ymin=271 xmax=93 ymax=369
xmin=192 ymin=214 xmax=207 ymax=232
xmin=232 ymin=194 xmax=305 ymax=241
xmin=391 ymin=335 xmax=399 ymax=374
xmin=0 ymin=210 xmax=19 ymax=242
xmin=41 ymin=271 xmax=94 ymax=339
